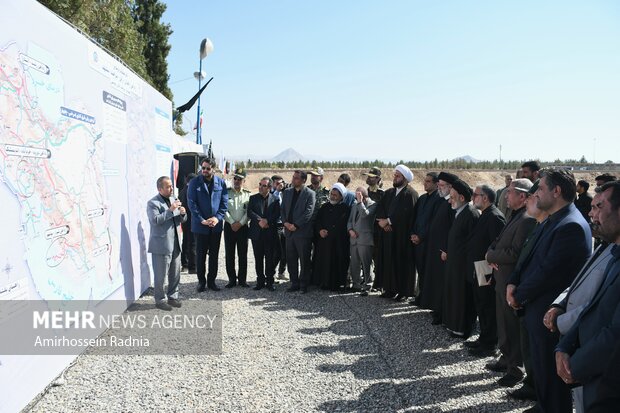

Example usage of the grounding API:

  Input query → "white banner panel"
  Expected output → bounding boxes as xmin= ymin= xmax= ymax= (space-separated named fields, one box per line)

xmin=0 ymin=1 xmax=174 ymax=411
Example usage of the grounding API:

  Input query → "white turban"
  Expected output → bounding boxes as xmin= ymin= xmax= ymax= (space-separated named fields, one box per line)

xmin=395 ymin=164 xmax=413 ymax=182
xmin=331 ymin=183 xmax=346 ymax=197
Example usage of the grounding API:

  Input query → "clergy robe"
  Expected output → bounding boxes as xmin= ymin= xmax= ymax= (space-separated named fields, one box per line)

xmin=312 ymin=201 xmax=351 ymax=291
xmin=375 ymin=185 xmax=419 ymax=296
xmin=412 ymin=190 xmax=442 ymax=300
xmin=420 ymin=197 xmax=455 ymax=313
xmin=443 ymin=203 xmax=479 ymax=337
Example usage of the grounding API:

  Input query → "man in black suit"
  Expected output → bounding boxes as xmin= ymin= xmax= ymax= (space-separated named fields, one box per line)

xmin=280 ymin=170 xmax=316 ymax=293
xmin=507 ymin=168 xmax=592 ymax=413
xmin=466 ymin=185 xmax=506 ymax=358
xmin=555 ymin=181 xmax=620 ymax=412
xmin=574 ymin=180 xmax=592 ymax=222
xmin=248 ymin=176 xmax=281 ymax=291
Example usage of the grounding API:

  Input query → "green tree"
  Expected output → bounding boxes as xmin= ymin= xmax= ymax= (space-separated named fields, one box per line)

xmin=39 ymin=0 xmax=150 ymax=81
xmin=132 ymin=0 xmax=172 ymax=99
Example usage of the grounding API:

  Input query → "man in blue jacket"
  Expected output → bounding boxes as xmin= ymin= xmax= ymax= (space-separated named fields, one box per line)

xmin=187 ymin=158 xmax=228 ymax=292
xmin=507 ymin=168 xmax=592 ymax=413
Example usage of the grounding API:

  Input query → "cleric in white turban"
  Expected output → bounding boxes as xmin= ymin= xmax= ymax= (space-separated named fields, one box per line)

xmin=395 ymin=164 xmax=414 ymax=183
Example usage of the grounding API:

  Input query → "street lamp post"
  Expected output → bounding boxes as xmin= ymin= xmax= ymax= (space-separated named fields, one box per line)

xmin=195 ymin=38 xmax=214 ymax=145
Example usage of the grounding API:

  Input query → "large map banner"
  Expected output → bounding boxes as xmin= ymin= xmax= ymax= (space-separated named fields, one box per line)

xmin=0 ymin=1 xmax=174 ymax=411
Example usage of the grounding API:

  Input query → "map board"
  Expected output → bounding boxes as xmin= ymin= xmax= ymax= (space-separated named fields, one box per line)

xmin=0 ymin=1 xmax=177 ymax=411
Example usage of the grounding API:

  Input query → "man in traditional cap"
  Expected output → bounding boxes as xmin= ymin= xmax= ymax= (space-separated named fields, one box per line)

xmin=224 ymin=167 xmax=251 ymax=288
xmin=363 ymin=167 xmax=384 ymax=290
xmin=409 ymin=172 xmax=441 ymax=306
xmin=485 ymin=178 xmax=536 ymax=388
xmin=442 ymin=179 xmax=479 ymax=338
xmin=466 ymin=184 xmax=506 ymax=357
xmin=376 ymin=165 xmax=419 ymax=300
xmin=420 ymin=172 xmax=457 ymax=325
xmin=313 ymin=183 xmax=352 ymax=291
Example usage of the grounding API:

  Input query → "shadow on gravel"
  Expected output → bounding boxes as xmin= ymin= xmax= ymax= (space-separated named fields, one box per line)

xmin=241 ymin=287 xmax=532 ymax=413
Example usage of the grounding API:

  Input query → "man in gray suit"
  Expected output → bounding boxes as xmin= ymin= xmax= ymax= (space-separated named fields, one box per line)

xmin=280 ymin=170 xmax=316 ymax=293
xmin=348 ymin=186 xmax=378 ymax=296
xmin=544 ymin=188 xmax=614 ymax=413
xmin=147 ymin=176 xmax=187 ymax=311
xmin=555 ymin=181 xmax=620 ymax=412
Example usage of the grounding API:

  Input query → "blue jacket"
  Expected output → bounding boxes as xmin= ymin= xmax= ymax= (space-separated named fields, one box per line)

xmin=187 ymin=175 xmax=228 ymax=234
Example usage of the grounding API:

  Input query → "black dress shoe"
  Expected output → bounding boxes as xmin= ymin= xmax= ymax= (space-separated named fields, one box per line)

xmin=394 ymin=294 xmax=406 ymax=301
xmin=485 ymin=360 xmax=508 ymax=372
xmin=463 ymin=340 xmax=481 ymax=349
xmin=300 ymin=287 xmax=308 ymax=294
xmin=359 ymin=290 xmax=369 ymax=297
xmin=508 ymin=385 xmax=537 ymax=401
xmin=253 ymin=285 xmax=264 ymax=291
xmin=155 ymin=302 xmax=173 ymax=311
xmin=266 ymin=285 xmax=276 ymax=291
xmin=286 ymin=286 xmax=300 ymax=292
xmin=196 ymin=284 xmax=206 ymax=293
xmin=468 ymin=346 xmax=498 ymax=358
xmin=225 ymin=282 xmax=236 ymax=288
xmin=167 ymin=298 xmax=182 ymax=308
xmin=497 ymin=373 xmax=523 ymax=388
xmin=239 ymin=282 xmax=250 ymax=288
xmin=431 ymin=315 xmax=442 ymax=325
xmin=208 ymin=284 xmax=221 ymax=291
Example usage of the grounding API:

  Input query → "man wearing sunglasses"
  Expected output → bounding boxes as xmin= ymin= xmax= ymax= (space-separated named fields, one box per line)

xmin=187 ymin=158 xmax=229 ymax=292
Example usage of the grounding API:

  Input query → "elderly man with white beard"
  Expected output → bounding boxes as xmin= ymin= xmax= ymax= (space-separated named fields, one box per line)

xmin=375 ymin=165 xmax=419 ymax=300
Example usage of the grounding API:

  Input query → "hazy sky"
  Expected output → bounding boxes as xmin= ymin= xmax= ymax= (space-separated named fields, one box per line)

xmin=164 ymin=1 xmax=620 ymax=162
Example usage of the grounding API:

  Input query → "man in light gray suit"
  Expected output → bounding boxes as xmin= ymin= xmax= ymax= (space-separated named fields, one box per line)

xmin=543 ymin=188 xmax=614 ymax=413
xmin=147 ymin=176 xmax=187 ymax=311
xmin=555 ymin=180 xmax=620 ymax=412
xmin=280 ymin=170 xmax=316 ymax=293
xmin=348 ymin=186 xmax=377 ymax=296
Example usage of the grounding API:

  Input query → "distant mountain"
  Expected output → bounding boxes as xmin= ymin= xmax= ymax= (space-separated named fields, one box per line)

xmin=454 ymin=155 xmax=479 ymax=163
xmin=271 ymin=148 xmax=306 ymax=162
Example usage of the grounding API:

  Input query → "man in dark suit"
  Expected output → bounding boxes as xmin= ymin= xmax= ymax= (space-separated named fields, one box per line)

xmin=376 ymin=165 xmax=419 ymax=300
xmin=485 ymin=178 xmax=536 ymax=387
xmin=147 ymin=176 xmax=187 ymax=311
xmin=466 ymin=184 xmax=506 ymax=357
xmin=280 ymin=170 xmax=316 ymax=293
xmin=409 ymin=172 xmax=441 ymax=305
xmin=187 ymin=158 xmax=229 ymax=292
xmin=574 ymin=179 xmax=592 ymax=222
xmin=555 ymin=181 xmax=620 ymax=412
xmin=248 ymin=176 xmax=281 ymax=291
xmin=507 ymin=168 xmax=592 ymax=413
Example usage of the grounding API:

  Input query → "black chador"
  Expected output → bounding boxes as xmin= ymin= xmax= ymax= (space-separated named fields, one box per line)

xmin=312 ymin=201 xmax=351 ymax=291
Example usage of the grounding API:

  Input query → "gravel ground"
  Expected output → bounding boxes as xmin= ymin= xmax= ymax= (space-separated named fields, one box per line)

xmin=28 ymin=244 xmax=534 ymax=413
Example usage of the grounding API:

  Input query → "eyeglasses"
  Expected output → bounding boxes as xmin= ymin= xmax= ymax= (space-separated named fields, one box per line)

xmin=201 ymin=167 xmax=212 ymax=171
